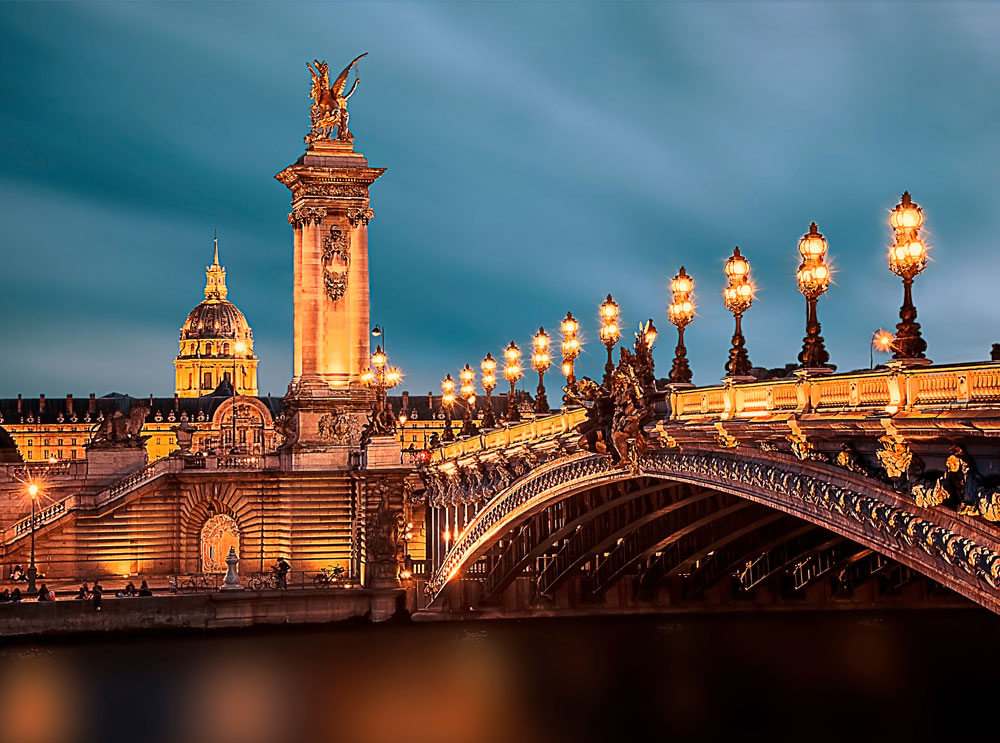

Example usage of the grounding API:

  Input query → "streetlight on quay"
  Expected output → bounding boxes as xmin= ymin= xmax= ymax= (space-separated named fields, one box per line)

xmin=599 ymin=295 xmax=621 ymax=387
xmin=532 ymin=328 xmax=552 ymax=414
xmin=26 ymin=482 xmax=40 ymax=595
xmin=440 ymin=374 xmax=456 ymax=442
xmin=723 ymin=247 xmax=755 ymax=381
xmin=560 ymin=312 xmax=581 ymax=403
xmin=230 ymin=339 xmax=247 ymax=453
xmin=667 ymin=267 xmax=695 ymax=386
xmin=459 ymin=364 xmax=479 ymax=437
xmin=480 ymin=353 xmax=498 ymax=429
xmin=887 ymin=191 xmax=931 ymax=364
xmin=504 ymin=341 xmax=523 ymax=423
xmin=796 ymin=223 xmax=833 ymax=373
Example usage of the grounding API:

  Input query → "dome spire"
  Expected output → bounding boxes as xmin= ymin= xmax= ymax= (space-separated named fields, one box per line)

xmin=205 ymin=231 xmax=228 ymax=300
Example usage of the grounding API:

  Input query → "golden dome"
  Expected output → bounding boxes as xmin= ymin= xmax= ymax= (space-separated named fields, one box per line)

xmin=180 ymin=300 xmax=253 ymax=342
xmin=179 ymin=235 xmax=254 ymax=345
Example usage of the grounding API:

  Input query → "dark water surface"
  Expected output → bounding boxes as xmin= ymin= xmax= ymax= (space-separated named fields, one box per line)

xmin=0 ymin=610 xmax=995 ymax=743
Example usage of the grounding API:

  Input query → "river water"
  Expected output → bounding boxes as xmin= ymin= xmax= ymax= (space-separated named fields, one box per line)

xmin=0 ymin=610 xmax=995 ymax=743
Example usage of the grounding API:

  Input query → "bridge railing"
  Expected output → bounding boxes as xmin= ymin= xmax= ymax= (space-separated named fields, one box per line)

xmin=670 ymin=361 xmax=1000 ymax=421
xmin=429 ymin=408 xmax=587 ymax=464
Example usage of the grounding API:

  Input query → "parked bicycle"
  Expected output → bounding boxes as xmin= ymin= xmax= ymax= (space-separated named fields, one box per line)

xmin=174 ymin=573 xmax=217 ymax=593
xmin=247 ymin=571 xmax=281 ymax=591
xmin=313 ymin=565 xmax=346 ymax=589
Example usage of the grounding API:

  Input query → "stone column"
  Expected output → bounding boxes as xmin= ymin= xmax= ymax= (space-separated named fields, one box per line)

xmin=276 ymin=140 xmax=385 ymax=469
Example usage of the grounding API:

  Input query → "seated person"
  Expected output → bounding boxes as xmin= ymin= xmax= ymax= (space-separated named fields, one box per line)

xmin=9 ymin=564 xmax=24 ymax=582
xmin=123 ymin=581 xmax=137 ymax=597
xmin=76 ymin=583 xmax=91 ymax=600
xmin=0 ymin=589 xmax=10 ymax=602
xmin=10 ymin=588 xmax=22 ymax=602
xmin=138 ymin=580 xmax=152 ymax=597
xmin=36 ymin=583 xmax=52 ymax=601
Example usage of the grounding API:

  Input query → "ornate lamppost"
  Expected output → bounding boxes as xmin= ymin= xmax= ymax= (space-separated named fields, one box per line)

xmin=459 ymin=364 xmax=479 ymax=437
xmin=480 ymin=353 xmax=497 ymax=429
xmin=796 ymin=223 xmax=833 ymax=373
xmin=504 ymin=341 xmax=523 ymax=423
xmin=723 ymin=247 xmax=755 ymax=380
xmin=25 ymin=482 xmax=40 ymax=595
xmin=440 ymin=374 xmax=456 ymax=442
xmin=560 ymin=312 xmax=581 ymax=402
xmin=599 ymin=295 xmax=621 ymax=387
xmin=667 ymin=267 xmax=695 ymax=386
xmin=361 ymin=345 xmax=401 ymax=435
xmin=887 ymin=192 xmax=930 ymax=364
xmin=532 ymin=328 xmax=551 ymax=414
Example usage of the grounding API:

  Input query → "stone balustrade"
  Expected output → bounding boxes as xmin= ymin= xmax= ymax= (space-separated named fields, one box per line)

xmin=669 ymin=361 xmax=1000 ymax=421
xmin=429 ymin=408 xmax=587 ymax=464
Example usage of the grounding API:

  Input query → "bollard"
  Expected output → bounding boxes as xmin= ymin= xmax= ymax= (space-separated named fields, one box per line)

xmin=220 ymin=546 xmax=243 ymax=591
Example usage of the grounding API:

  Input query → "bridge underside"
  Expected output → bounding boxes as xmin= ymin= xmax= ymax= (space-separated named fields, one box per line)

xmin=418 ymin=448 xmax=1000 ymax=616
xmin=422 ymin=475 xmax=966 ymax=616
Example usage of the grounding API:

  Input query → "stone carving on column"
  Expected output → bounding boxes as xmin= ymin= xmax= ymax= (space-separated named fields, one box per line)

xmin=317 ymin=411 xmax=362 ymax=446
xmin=368 ymin=480 xmax=405 ymax=586
xmin=321 ymin=226 xmax=351 ymax=301
xmin=346 ymin=207 xmax=374 ymax=227
xmin=287 ymin=206 xmax=327 ymax=228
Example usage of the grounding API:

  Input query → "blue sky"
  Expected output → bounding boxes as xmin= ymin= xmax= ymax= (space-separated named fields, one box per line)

xmin=1 ymin=2 xmax=998 ymax=398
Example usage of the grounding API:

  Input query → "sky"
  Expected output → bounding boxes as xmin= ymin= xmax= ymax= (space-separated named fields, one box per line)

xmin=1 ymin=2 xmax=999 ymax=399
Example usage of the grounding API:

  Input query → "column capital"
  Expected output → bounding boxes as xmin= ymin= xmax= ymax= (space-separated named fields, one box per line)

xmin=287 ymin=206 xmax=327 ymax=228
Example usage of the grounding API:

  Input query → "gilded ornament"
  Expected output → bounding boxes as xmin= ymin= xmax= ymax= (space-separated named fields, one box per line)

xmin=305 ymin=54 xmax=367 ymax=145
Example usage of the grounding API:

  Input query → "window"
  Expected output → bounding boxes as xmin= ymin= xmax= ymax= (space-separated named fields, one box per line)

xmin=188 ymin=373 xmax=193 ymax=390
xmin=27 ymin=439 xmax=32 ymax=447
xmin=58 ymin=439 xmax=63 ymax=446
xmin=203 ymin=372 xmax=212 ymax=389
xmin=71 ymin=439 xmax=76 ymax=446
xmin=43 ymin=450 xmax=48 ymax=459
xmin=44 ymin=438 xmax=50 ymax=446
xmin=71 ymin=450 xmax=77 ymax=459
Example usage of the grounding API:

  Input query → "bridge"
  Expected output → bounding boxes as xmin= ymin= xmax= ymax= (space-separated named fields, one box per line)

xmin=415 ymin=359 xmax=1000 ymax=615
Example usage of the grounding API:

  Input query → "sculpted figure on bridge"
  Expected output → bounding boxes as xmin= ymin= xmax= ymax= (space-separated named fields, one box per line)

xmin=89 ymin=404 xmax=151 ymax=449
xmin=305 ymin=53 xmax=366 ymax=144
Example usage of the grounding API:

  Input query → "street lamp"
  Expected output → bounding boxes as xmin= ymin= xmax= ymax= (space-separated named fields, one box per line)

xmin=887 ymin=192 xmax=930 ymax=364
xmin=796 ymin=223 xmax=833 ymax=372
xmin=362 ymin=345 xmax=401 ymax=435
xmin=560 ymin=312 xmax=581 ymax=402
xmin=723 ymin=246 xmax=755 ymax=380
xmin=459 ymin=364 xmax=479 ymax=437
xmin=480 ymin=353 xmax=498 ymax=429
xmin=26 ymin=482 xmax=40 ymax=595
xmin=599 ymin=295 xmax=621 ymax=387
xmin=371 ymin=324 xmax=385 ymax=353
xmin=667 ymin=267 xmax=695 ymax=385
xmin=440 ymin=374 xmax=456 ymax=442
xmin=504 ymin=341 xmax=523 ymax=423
xmin=230 ymin=339 xmax=247 ymax=453
xmin=532 ymin=328 xmax=552 ymax=414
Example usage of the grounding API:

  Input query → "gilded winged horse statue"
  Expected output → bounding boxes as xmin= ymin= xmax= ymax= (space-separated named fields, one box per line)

xmin=305 ymin=53 xmax=367 ymax=144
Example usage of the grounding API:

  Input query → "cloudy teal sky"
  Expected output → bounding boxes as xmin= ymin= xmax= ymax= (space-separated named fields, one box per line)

xmin=1 ymin=2 xmax=998 ymax=398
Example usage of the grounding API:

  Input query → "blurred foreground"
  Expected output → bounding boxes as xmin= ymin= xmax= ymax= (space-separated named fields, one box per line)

xmin=0 ymin=610 xmax=995 ymax=743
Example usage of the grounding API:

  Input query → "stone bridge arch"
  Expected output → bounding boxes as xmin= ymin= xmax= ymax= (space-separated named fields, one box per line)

xmin=425 ymin=448 xmax=1000 ymax=613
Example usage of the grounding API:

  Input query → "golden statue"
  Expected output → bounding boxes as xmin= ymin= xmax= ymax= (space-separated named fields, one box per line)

xmin=305 ymin=53 xmax=367 ymax=145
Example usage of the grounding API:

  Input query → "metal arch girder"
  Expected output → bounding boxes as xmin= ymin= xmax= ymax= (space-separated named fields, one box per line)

xmin=670 ymin=514 xmax=808 ymax=600
xmin=426 ymin=447 xmax=1000 ymax=615
xmin=586 ymin=501 xmax=756 ymax=597
xmin=535 ymin=484 xmax=719 ymax=597
xmin=737 ymin=529 xmax=842 ymax=592
xmin=480 ymin=479 xmax=679 ymax=601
